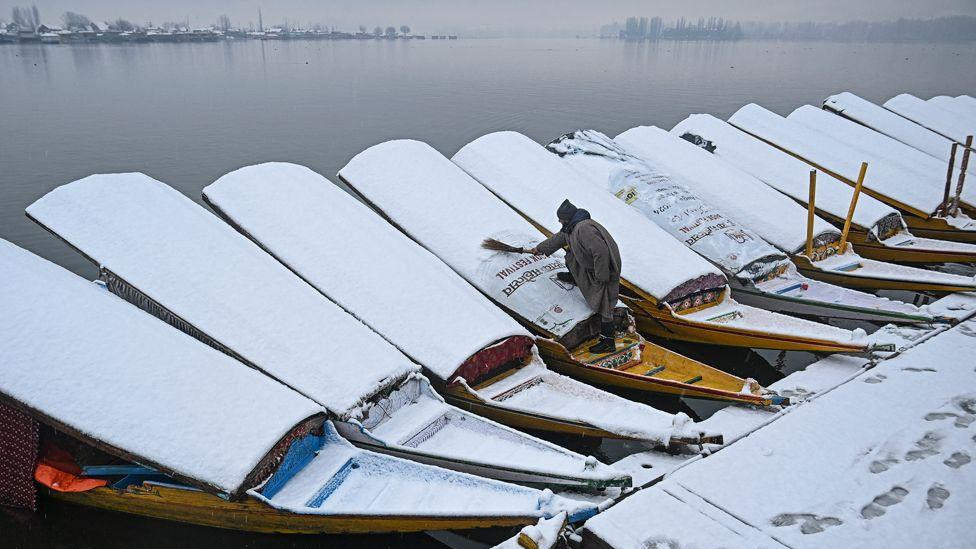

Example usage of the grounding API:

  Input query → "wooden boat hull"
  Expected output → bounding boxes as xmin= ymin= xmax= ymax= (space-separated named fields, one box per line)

xmin=791 ymin=254 xmax=975 ymax=294
xmin=45 ymin=483 xmax=535 ymax=534
xmin=622 ymin=295 xmax=866 ymax=353
xmin=847 ymin=229 xmax=976 ymax=264
xmin=730 ymin=285 xmax=932 ymax=324
xmin=904 ymin=215 xmax=976 ymax=245
xmin=535 ymin=338 xmax=783 ymax=408
xmin=443 ymin=390 xmax=620 ymax=439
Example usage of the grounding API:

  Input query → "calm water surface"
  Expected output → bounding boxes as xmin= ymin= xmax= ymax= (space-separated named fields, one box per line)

xmin=2 ymin=38 xmax=974 ymax=548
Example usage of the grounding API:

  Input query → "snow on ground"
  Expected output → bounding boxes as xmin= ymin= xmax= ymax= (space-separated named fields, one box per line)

xmin=885 ymin=93 xmax=976 ymax=145
xmin=452 ymin=131 xmax=724 ymax=301
xmin=26 ymin=173 xmax=419 ymax=420
xmin=824 ymin=92 xmax=975 ymax=179
xmin=587 ymin=294 xmax=976 ymax=548
xmin=671 ymin=113 xmax=899 ymax=231
xmin=0 ymin=238 xmax=322 ymax=496
xmin=728 ymin=103 xmax=945 ymax=216
xmin=204 ymin=162 xmax=527 ymax=383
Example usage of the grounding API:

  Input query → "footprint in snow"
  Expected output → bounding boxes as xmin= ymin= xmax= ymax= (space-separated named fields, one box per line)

xmin=926 ymin=484 xmax=950 ymax=510
xmin=924 ymin=411 xmax=975 ymax=428
xmin=925 ymin=412 xmax=957 ymax=421
xmin=641 ymin=537 xmax=682 ymax=549
xmin=770 ymin=513 xmax=843 ymax=534
xmin=953 ymin=397 xmax=976 ymax=415
xmin=905 ymin=431 xmax=944 ymax=461
xmin=958 ymin=324 xmax=976 ymax=338
xmin=944 ymin=451 xmax=971 ymax=469
xmin=861 ymin=486 xmax=909 ymax=519
xmin=864 ymin=374 xmax=887 ymax=384
xmin=902 ymin=367 xmax=936 ymax=373
xmin=869 ymin=458 xmax=899 ymax=474
xmin=955 ymin=415 xmax=975 ymax=429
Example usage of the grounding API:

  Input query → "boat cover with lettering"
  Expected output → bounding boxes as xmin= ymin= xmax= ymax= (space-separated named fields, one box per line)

xmin=0 ymin=238 xmax=322 ymax=497
xmin=728 ymin=103 xmax=944 ymax=217
xmin=338 ymin=140 xmax=595 ymax=339
xmin=26 ymin=174 xmax=419 ymax=420
xmin=204 ymin=162 xmax=529 ymax=382
xmin=452 ymin=131 xmax=727 ymax=303
xmin=615 ymin=125 xmax=840 ymax=254
xmin=547 ymin=129 xmax=788 ymax=281
xmin=671 ymin=113 xmax=901 ymax=233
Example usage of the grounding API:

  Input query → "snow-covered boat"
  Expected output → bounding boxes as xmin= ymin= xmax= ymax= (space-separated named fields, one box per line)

xmin=885 ymin=93 xmax=976 ymax=146
xmin=672 ymin=111 xmax=976 ymax=265
xmin=0 ymin=238 xmax=591 ymax=533
xmin=203 ymin=162 xmax=712 ymax=458
xmin=26 ymin=174 xmax=627 ymax=490
xmin=927 ymin=95 xmax=976 ymax=125
xmin=824 ymin=92 xmax=976 ymax=183
xmin=729 ymin=102 xmax=976 ymax=244
xmin=451 ymin=131 xmax=878 ymax=353
xmin=338 ymin=139 xmax=787 ymax=407
xmin=547 ymin=129 xmax=933 ymax=324
xmin=614 ymin=124 xmax=976 ymax=296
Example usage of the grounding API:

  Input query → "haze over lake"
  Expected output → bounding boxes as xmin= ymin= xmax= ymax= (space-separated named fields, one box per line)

xmin=2 ymin=38 xmax=975 ymax=278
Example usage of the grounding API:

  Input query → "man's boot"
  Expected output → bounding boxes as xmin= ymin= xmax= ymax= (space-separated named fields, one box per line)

xmin=588 ymin=322 xmax=616 ymax=354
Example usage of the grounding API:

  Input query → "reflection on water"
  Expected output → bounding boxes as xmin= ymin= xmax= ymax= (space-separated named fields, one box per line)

xmin=2 ymin=38 xmax=974 ymax=547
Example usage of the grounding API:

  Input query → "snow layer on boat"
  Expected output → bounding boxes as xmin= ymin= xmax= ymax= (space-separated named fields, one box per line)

xmin=492 ymin=512 xmax=565 ymax=549
xmin=586 ymin=319 xmax=976 ymax=548
xmin=788 ymin=105 xmax=976 ymax=210
xmin=252 ymin=422 xmax=593 ymax=519
xmin=452 ymin=131 xmax=723 ymax=301
xmin=0 ymin=238 xmax=322 ymax=496
xmin=885 ymin=93 xmax=976 ymax=144
xmin=548 ymin=129 xmax=787 ymax=280
xmin=338 ymin=140 xmax=595 ymax=338
xmin=729 ymin=103 xmax=947 ymax=216
xmin=615 ymin=124 xmax=839 ymax=254
xmin=26 ymin=173 xmax=419 ymax=419
xmin=204 ymin=162 xmax=526 ymax=382
xmin=823 ymin=92 xmax=975 ymax=178
xmin=928 ymin=95 xmax=976 ymax=125
xmin=671 ymin=113 xmax=899 ymax=231
xmin=814 ymin=248 xmax=976 ymax=287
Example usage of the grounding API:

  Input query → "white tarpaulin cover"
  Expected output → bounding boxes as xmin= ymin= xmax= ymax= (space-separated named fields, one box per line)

xmin=670 ymin=113 xmax=900 ymax=232
xmin=452 ymin=131 xmax=726 ymax=302
xmin=615 ymin=125 xmax=840 ymax=254
xmin=27 ymin=173 xmax=419 ymax=420
xmin=823 ymin=92 xmax=976 ymax=179
xmin=547 ymin=129 xmax=787 ymax=280
xmin=0 ymin=238 xmax=322 ymax=496
xmin=338 ymin=139 xmax=594 ymax=338
xmin=729 ymin=103 xmax=945 ymax=216
xmin=204 ymin=162 xmax=528 ymax=381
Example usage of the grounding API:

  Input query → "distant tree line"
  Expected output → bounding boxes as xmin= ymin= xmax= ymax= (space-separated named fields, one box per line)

xmin=601 ymin=15 xmax=976 ymax=42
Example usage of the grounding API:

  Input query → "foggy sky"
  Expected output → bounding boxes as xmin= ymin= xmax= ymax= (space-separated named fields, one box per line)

xmin=4 ymin=0 xmax=976 ymax=33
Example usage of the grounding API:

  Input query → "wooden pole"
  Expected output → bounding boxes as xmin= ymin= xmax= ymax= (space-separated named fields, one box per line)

xmin=806 ymin=170 xmax=817 ymax=258
xmin=940 ymin=142 xmax=959 ymax=216
xmin=950 ymin=135 xmax=973 ymax=217
xmin=838 ymin=162 xmax=867 ymax=254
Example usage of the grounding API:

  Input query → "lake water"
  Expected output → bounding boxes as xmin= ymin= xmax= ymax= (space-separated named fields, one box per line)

xmin=1 ymin=38 xmax=975 ymax=548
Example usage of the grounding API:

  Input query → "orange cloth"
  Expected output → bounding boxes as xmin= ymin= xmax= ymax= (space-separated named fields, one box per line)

xmin=33 ymin=444 xmax=107 ymax=493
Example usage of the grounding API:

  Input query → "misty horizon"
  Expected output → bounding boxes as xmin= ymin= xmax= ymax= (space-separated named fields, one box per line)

xmin=3 ymin=0 xmax=976 ymax=36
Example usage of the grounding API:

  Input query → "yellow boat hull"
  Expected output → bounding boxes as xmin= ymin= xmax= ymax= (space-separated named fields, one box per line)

xmin=46 ymin=483 xmax=535 ymax=534
xmin=622 ymin=295 xmax=865 ymax=353
xmin=904 ymin=215 xmax=976 ymax=245
xmin=847 ymin=230 xmax=976 ymax=263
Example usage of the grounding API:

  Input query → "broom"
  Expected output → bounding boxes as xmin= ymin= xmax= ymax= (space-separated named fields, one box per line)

xmin=481 ymin=237 xmax=531 ymax=254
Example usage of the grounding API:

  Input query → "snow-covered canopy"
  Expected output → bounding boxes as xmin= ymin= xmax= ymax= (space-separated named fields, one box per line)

xmin=26 ymin=173 xmax=419 ymax=420
xmin=885 ymin=93 xmax=975 ymax=144
xmin=615 ymin=125 xmax=839 ymax=254
xmin=729 ymin=103 xmax=944 ymax=217
xmin=928 ymin=95 xmax=976 ymax=125
xmin=0 ymin=238 xmax=321 ymax=497
xmin=452 ymin=131 xmax=725 ymax=302
xmin=338 ymin=140 xmax=596 ymax=337
xmin=204 ymin=162 xmax=529 ymax=382
xmin=671 ymin=113 xmax=900 ymax=232
xmin=787 ymin=105 xmax=976 ymax=211
xmin=823 ymin=92 xmax=974 ymax=178
xmin=548 ymin=129 xmax=786 ymax=279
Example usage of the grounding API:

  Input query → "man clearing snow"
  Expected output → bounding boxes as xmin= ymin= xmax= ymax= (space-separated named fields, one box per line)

xmin=532 ymin=199 xmax=622 ymax=354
